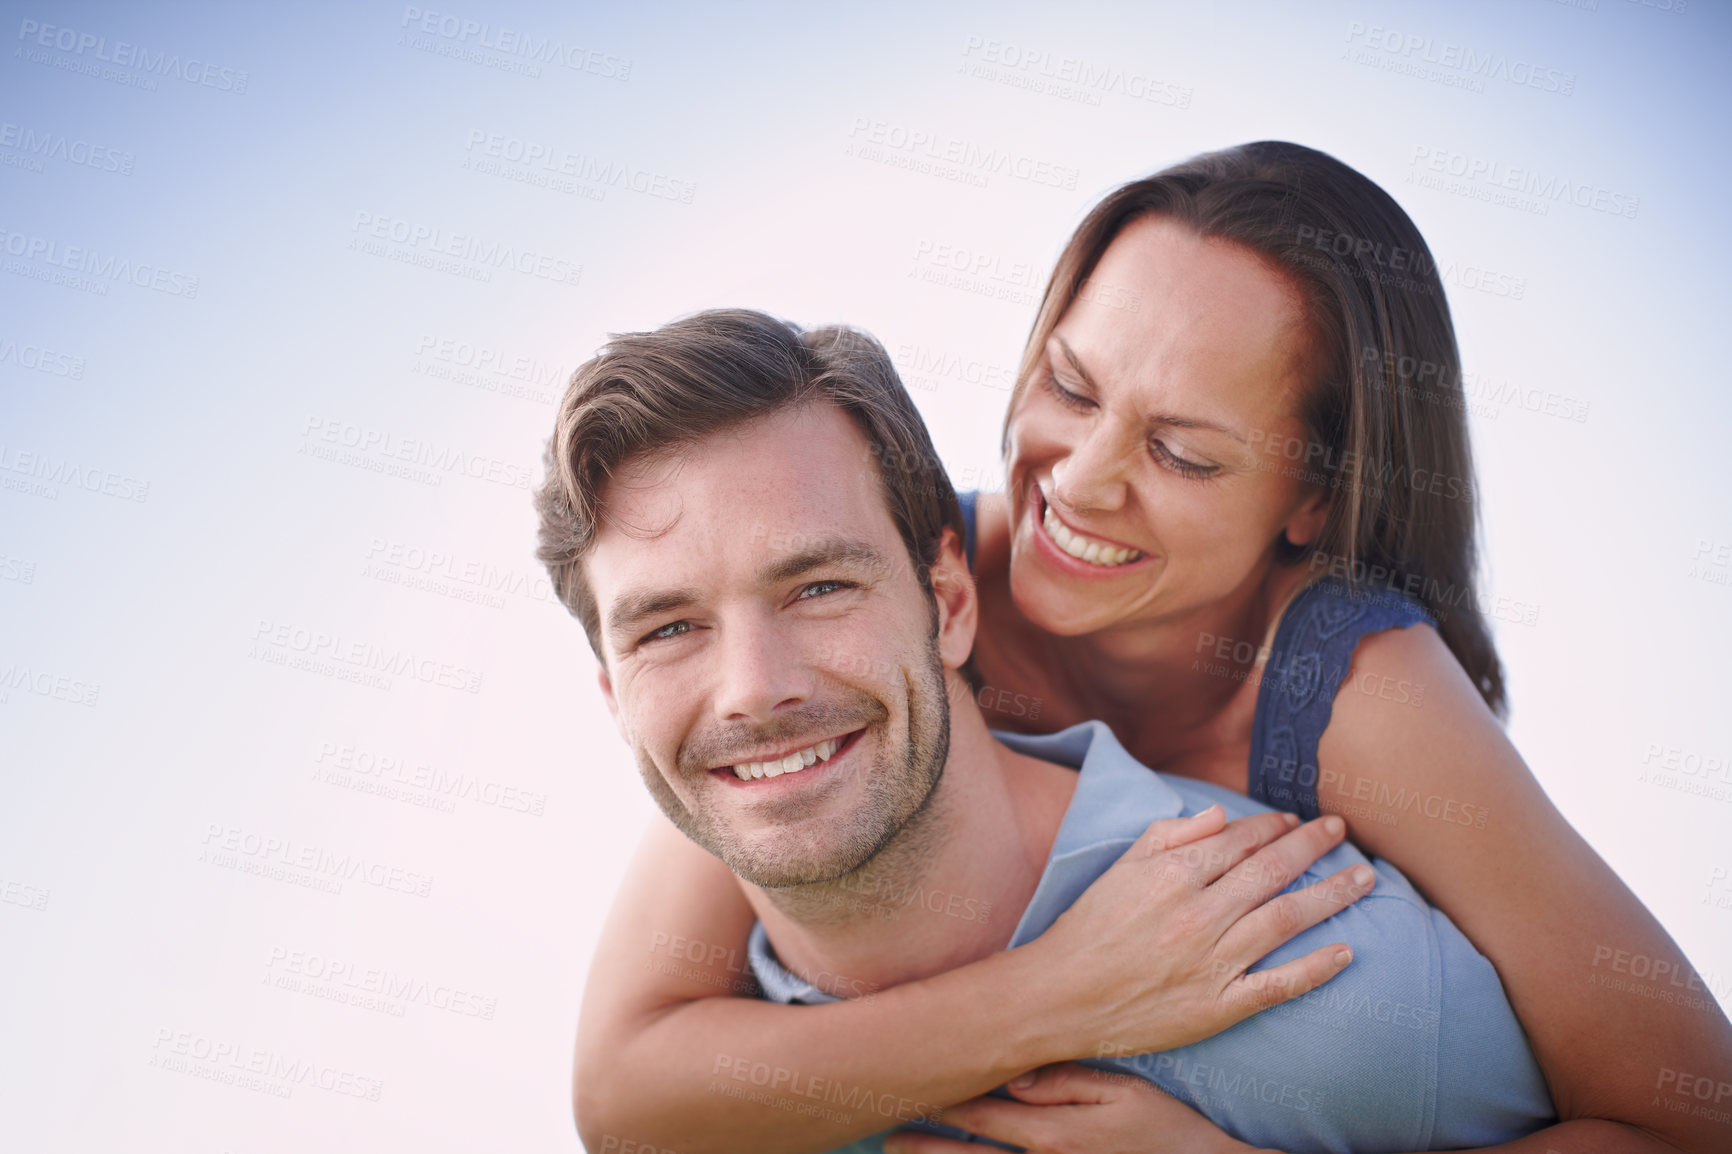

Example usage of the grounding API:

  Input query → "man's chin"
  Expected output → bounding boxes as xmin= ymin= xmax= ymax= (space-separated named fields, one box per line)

xmin=712 ymin=827 xmax=883 ymax=890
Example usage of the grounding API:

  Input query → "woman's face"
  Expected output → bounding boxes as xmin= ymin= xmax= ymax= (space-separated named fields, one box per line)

xmin=1003 ymin=214 xmax=1330 ymax=638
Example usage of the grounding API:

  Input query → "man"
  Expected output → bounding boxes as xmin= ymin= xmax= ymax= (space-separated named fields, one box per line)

xmin=537 ymin=309 xmax=1553 ymax=1151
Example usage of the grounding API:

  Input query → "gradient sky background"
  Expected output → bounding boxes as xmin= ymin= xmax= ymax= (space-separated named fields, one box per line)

xmin=3 ymin=1 xmax=1730 ymax=1150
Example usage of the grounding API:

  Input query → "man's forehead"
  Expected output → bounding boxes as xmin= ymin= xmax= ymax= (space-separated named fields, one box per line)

xmin=584 ymin=402 xmax=900 ymax=589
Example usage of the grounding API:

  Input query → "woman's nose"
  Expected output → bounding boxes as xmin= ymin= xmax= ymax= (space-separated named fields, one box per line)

xmin=1050 ymin=420 xmax=1132 ymax=514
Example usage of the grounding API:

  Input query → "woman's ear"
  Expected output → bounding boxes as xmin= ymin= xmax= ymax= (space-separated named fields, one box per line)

xmin=929 ymin=527 xmax=978 ymax=671
xmin=1282 ymin=487 xmax=1331 ymax=549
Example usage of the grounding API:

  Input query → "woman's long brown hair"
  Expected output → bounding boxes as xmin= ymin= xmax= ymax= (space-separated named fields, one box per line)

xmin=1006 ymin=141 xmax=1506 ymax=716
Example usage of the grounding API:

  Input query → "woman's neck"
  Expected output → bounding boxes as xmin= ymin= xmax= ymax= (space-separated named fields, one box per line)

xmin=968 ymin=491 xmax=1311 ymax=773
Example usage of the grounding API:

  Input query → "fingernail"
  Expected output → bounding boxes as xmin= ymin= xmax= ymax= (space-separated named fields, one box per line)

xmin=1011 ymin=1071 xmax=1038 ymax=1089
xmin=1198 ymin=804 xmax=1222 ymax=819
xmin=1323 ymin=815 xmax=1345 ymax=837
xmin=1282 ymin=812 xmax=1300 ymax=828
xmin=1352 ymin=866 xmax=1374 ymax=888
xmin=1334 ymin=947 xmax=1353 ymax=966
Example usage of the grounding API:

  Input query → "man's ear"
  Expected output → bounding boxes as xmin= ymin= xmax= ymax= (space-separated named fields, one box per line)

xmin=929 ymin=526 xmax=978 ymax=673
xmin=596 ymin=662 xmax=629 ymax=744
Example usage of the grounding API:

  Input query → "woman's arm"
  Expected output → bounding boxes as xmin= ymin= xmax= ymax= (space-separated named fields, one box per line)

xmin=1317 ymin=624 xmax=1732 ymax=1153
xmin=881 ymin=1061 xmax=1698 ymax=1154
xmin=575 ymin=806 xmax=1373 ymax=1154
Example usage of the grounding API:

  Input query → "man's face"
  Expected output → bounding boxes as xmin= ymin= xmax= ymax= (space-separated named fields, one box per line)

xmin=585 ymin=401 xmax=970 ymax=889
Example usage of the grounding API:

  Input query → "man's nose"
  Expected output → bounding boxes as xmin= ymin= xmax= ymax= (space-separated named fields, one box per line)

xmin=710 ymin=615 xmax=814 ymax=724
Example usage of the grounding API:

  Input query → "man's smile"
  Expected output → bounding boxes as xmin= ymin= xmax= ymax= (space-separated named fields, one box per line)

xmin=708 ymin=728 xmax=868 ymax=786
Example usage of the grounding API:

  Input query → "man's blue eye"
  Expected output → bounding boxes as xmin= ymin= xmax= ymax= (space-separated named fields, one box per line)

xmin=644 ymin=621 xmax=690 ymax=642
xmin=801 ymin=581 xmax=848 ymax=598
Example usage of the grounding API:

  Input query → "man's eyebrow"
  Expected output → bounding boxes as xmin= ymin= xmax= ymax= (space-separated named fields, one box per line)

xmin=606 ymin=586 xmax=703 ymax=645
xmin=756 ymin=537 xmax=892 ymax=586
xmin=1051 ymin=336 xmax=1247 ymax=443
xmin=604 ymin=537 xmax=892 ymax=646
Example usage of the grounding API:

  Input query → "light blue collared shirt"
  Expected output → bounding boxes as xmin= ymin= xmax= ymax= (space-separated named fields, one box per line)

xmin=746 ymin=721 xmax=1554 ymax=1153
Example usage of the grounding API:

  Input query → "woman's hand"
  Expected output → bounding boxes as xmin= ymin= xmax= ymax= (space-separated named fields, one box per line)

xmin=1016 ymin=804 xmax=1375 ymax=1061
xmin=574 ymin=805 xmax=1363 ymax=1154
xmin=881 ymin=1062 xmax=1265 ymax=1154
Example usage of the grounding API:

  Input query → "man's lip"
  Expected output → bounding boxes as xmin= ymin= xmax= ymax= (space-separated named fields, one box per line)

xmin=707 ymin=728 xmax=865 ymax=775
xmin=1033 ymin=483 xmax=1150 ymax=557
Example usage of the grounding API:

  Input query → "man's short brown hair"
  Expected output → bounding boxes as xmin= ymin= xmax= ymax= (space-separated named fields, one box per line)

xmin=534 ymin=308 xmax=965 ymax=659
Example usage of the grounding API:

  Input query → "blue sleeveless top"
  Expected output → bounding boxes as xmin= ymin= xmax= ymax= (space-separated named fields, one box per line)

xmin=956 ymin=490 xmax=1433 ymax=818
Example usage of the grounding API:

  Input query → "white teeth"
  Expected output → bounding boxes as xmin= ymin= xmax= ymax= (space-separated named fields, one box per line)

xmin=730 ymin=736 xmax=846 ymax=782
xmin=1042 ymin=504 xmax=1142 ymax=567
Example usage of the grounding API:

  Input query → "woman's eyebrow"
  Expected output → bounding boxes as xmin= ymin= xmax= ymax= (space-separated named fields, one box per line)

xmin=1051 ymin=336 xmax=1246 ymax=442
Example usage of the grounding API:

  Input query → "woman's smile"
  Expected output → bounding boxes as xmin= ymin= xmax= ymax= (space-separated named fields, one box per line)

xmin=1029 ymin=483 xmax=1154 ymax=576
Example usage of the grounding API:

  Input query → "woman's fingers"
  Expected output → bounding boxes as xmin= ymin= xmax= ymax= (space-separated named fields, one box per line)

xmin=1218 ymin=863 xmax=1376 ymax=966
xmin=1002 ymin=1061 xmax=1117 ymax=1105
xmin=1135 ymin=810 xmax=1298 ymax=892
xmin=916 ymin=1095 xmax=1056 ymax=1152
xmin=1122 ymin=803 xmax=1228 ymax=860
xmin=1218 ymin=938 xmax=1357 ymax=1020
xmin=880 ymin=1132 xmax=977 ymax=1154
xmin=1205 ymin=815 xmax=1348 ymax=910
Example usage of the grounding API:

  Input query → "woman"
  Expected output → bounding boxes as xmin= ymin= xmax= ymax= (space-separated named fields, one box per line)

xmin=572 ymin=143 xmax=1732 ymax=1152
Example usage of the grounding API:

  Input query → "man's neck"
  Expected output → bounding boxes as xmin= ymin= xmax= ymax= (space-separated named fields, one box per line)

xmin=742 ymin=699 xmax=1078 ymax=997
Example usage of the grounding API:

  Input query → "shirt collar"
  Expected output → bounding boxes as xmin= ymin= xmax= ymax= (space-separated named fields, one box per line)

xmin=750 ymin=720 xmax=1189 ymax=997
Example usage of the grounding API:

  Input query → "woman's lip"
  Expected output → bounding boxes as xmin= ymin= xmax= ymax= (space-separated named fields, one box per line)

xmin=1029 ymin=486 xmax=1154 ymax=571
xmin=1036 ymin=490 xmax=1145 ymax=554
